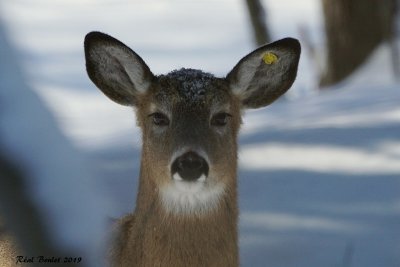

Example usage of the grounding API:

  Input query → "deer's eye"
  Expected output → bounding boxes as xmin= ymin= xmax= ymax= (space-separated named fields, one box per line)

xmin=211 ymin=113 xmax=231 ymax=126
xmin=150 ymin=112 xmax=170 ymax=126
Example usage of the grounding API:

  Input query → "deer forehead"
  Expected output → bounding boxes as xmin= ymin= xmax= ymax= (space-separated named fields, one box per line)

xmin=147 ymin=68 xmax=233 ymax=113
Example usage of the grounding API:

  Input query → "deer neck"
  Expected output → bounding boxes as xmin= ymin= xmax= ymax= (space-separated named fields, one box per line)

xmin=128 ymin=155 xmax=239 ymax=266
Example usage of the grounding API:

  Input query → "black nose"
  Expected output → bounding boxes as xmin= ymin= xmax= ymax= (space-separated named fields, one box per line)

xmin=171 ymin=152 xmax=209 ymax=181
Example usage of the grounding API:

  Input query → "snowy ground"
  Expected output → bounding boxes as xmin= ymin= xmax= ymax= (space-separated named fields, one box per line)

xmin=1 ymin=0 xmax=399 ymax=266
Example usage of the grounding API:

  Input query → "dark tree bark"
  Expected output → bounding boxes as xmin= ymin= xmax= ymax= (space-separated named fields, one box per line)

xmin=245 ymin=0 xmax=271 ymax=46
xmin=390 ymin=0 xmax=400 ymax=80
xmin=320 ymin=0 xmax=396 ymax=87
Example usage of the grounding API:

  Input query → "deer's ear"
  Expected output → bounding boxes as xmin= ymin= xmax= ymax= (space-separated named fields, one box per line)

xmin=84 ymin=31 xmax=154 ymax=106
xmin=226 ymin=38 xmax=300 ymax=109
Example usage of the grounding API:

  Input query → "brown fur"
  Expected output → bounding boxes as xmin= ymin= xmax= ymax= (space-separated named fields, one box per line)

xmin=110 ymin=170 xmax=238 ymax=267
xmin=108 ymin=80 xmax=241 ymax=266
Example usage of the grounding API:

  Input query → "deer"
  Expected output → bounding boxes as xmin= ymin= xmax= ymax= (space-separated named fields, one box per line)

xmin=84 ymin=31 xmax=300 ymax=267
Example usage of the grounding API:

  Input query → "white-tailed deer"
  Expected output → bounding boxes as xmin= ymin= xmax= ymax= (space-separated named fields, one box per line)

xmin=84 ymin=32 xmax=300 ymax=267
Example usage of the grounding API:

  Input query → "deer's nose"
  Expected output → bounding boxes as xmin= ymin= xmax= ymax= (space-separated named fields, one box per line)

xmin=171 ymin=152 xmax=209 ymax=182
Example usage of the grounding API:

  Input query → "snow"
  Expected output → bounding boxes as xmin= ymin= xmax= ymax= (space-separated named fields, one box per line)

xmin=0 ymin=0 xmax=399 ymax=266
xmin=164 ymin=68 xmax=214 ymax=102
xmin=240 ymin=142 xmax=400 ymax=174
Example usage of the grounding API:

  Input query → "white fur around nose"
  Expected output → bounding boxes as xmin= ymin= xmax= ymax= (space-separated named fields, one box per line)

xmin=160 ymin=174 xmax=225 ymax=216
xmin=172 ymin=173 xmax=206 ymax=182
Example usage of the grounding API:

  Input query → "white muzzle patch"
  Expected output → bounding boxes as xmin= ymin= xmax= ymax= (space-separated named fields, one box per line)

xmin=160 ymin=173 xmax=225 ymax=216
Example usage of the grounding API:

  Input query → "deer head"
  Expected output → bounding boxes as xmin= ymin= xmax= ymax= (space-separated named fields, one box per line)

xmin=84 ymin=32 xmax=300 ymax=216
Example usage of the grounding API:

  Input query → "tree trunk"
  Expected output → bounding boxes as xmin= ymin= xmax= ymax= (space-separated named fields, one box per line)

xmin=320 ymin=0 xmax=396 ymax=87
xmin=245 ymin=0 xmax=271 ymax=46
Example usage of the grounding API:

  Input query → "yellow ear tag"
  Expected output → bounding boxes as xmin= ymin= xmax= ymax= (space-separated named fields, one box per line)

xmin=262 ymin=52 xmax=278 ymax=65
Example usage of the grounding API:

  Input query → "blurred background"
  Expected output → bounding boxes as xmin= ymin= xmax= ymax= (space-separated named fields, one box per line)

xmin=0 ymin=0 xmax=399 ymax=266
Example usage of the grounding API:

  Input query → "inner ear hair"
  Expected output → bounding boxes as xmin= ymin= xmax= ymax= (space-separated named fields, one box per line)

xmin=227 ymin=38 xmax=301 ymax=109
xmin=84 ymin=31 xmax=154 ymax=106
